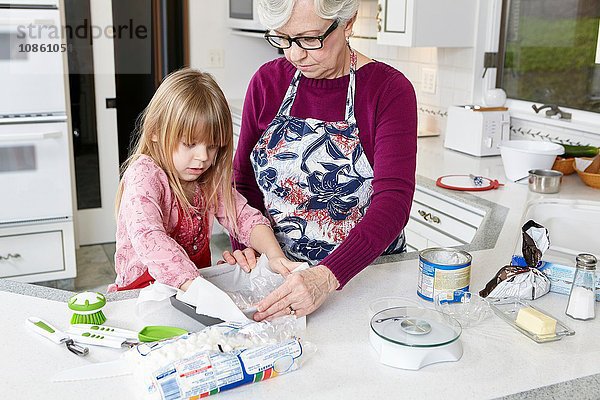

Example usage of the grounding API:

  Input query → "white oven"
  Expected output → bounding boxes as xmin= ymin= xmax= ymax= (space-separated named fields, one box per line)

xmin=0 ymin=0 xmax=75 ymax=284
xmin=0 ymin=118 xmax=73 ymax=225
xmin=0 ymin=5 xmax=65 ymax=116
xmin=227 ymin=0 xmax=266 ymax=32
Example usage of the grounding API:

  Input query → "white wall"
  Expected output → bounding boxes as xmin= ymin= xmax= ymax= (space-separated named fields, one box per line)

xmin=188 ymin=1 xmax=279 ymax=102
xmin=351 ymin=0 xmax=480 ymax=136
xmin=188 ymin=0 xmax=486 ymax=134
xmin=187 ymin=0 xmax=477 ymax=126
xmin=188 ymin=1 xmax=598 ymax=145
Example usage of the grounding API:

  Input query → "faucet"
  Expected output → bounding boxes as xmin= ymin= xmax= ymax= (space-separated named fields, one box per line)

xmin=531 ymin=104 xmax=572 ymax=120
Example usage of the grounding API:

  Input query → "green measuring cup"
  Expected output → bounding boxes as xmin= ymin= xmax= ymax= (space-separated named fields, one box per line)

xmin=137 ymin=326 xmax=188 ymax=342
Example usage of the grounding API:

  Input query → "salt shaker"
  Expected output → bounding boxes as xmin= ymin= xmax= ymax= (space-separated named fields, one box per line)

xmin=565 ymin=254 xmax=597 ymax=320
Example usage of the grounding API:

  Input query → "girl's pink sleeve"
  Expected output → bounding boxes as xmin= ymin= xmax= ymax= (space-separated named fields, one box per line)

xmin=214 ymin=188 xmax=271 ymax=246
xmin=119 ymin=162 xmax=200 ymax=288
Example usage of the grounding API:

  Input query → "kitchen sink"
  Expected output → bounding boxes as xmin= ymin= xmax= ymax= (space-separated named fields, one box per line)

xmin=516 ymin=199 xmax=600 ymax=264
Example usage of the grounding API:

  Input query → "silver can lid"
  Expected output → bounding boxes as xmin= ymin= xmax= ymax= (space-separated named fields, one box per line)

xmin=576 ymin=253 xmax=597 ymax=270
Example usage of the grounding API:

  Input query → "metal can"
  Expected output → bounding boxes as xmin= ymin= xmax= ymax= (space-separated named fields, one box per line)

xmin=417 ymin=247 xmax=472 ymax=301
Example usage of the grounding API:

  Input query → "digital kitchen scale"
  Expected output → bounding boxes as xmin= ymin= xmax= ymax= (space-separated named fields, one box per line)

xmin=369 ymin=306 xmax=463 ymax=370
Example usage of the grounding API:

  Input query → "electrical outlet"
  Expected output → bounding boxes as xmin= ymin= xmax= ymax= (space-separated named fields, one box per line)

xmin=208 ymin=49 xmax=224 ymax=68
xmin=422 ymin=68 xmax=437 ymax=94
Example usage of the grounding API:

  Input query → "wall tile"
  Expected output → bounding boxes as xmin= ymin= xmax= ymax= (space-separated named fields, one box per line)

xmin=438 ymin=67 xmax=454 ymax=90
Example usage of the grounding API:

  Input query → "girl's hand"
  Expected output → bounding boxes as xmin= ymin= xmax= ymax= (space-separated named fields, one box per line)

xmin=253 ymin=265 xmax=340 ymax=321
xmin=221 ymin=248 xmax=260 ymax=272
xmin=180 ymin=279 xmax=194 ymax=291
xmin=268 ymin=256 xmax=303 ymax=276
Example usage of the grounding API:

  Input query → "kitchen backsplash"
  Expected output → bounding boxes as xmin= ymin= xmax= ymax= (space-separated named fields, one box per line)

xmin=351 ymin=0 xmax=599 ymax=145
xmin=510 ymin=117 xmax=600 ymax=148
xmin=351 ymin=0 xmax=473 ymax=137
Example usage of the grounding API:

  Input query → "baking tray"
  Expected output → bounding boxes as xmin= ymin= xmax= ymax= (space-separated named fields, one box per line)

xmin=488 ymin=297 xmax=575 ymax=343
xmin=169 ymin=296 xmax=224 ymax=326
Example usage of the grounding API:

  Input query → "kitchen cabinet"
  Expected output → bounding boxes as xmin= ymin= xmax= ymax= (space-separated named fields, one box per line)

xmin=404 ymin=185 xmax=485 ymax=252
xmin=0 ymin=221 xmax=76 ymax=283
xmin=376 ymin=0 xmax=477 ymax=47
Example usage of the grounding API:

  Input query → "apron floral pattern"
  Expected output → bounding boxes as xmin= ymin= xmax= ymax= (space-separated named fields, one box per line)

xmin=251 ymin=50 xmax=405 ymax=263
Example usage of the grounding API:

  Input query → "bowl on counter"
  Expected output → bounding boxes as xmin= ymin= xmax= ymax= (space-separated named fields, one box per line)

xmin=499 ymin=140 xmax=564 ymax=182
xmin=528 ymin=169 xmax=563 ymax=194
xmin=434 ymin=291 xmax=492 ymax=328
xmin=551 ymin=157 xmax=576 ymax=175
xmin=574 ymin=156 xmax=600 ymax=189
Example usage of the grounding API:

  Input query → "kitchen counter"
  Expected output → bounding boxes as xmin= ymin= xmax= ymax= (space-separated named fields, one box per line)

xmin=2 ymin=136 xmax=599 ymax=400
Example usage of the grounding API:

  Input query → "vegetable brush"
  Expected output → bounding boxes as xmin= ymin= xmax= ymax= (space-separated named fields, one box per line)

xmin=68 ymin=291 xmax=107 ymax=325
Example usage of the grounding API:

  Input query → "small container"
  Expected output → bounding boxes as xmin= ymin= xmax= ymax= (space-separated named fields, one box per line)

xmin=489 ymin=297 xmax=575 ymax=343
xmin=565 ymin=254 xmax=597 ymax=321
xmin=528 ymin=169 xmax=563 ymax=193
xmin=551 ymin=157 xmax=575 ymax=175
xmin=417 ymin=248 xmax=472 ymax=302
xmin=434 ymin=291 xmax=492 ymax=328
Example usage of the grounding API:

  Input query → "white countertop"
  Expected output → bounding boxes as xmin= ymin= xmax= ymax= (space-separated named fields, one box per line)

xmin=2 ymin=136 xmax=600 ymax=400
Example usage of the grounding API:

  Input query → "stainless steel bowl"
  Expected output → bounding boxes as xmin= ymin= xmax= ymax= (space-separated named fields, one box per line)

xmin=528 ymin=169 xmax=563 ymax=193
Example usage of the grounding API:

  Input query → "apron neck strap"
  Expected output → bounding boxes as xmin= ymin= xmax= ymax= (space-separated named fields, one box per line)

xmin=278 ymin=47 xmax=358 ymax=122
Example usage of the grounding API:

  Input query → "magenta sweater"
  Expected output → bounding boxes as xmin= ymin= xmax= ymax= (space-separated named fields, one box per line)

xmin=233 ymin=57 xmax=417 ymax=288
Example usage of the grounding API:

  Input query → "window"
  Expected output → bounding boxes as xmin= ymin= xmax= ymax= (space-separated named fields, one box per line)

xmin=497 ymin=0 xmax=600 ymax=114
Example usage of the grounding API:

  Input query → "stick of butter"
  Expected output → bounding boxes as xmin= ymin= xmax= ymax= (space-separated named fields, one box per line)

xmin=515 ymin=307 xmax=557 ymax=336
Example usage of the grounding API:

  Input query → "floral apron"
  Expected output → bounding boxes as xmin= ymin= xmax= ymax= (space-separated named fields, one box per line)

xmin=250 ymin=50 xmax=405 ymax=263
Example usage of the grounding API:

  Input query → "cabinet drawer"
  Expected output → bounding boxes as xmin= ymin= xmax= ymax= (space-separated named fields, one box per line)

xmin=404 ymin=224 xmax=428 ymax=251
xmin=0 ymin=230 xmax=65 ymax=279
xmin=410 ymin=201 xmax=476 ymax=243
xmin=407 ymin=217 xmax=464 ymax=248
xmin=413 ymin=188 xmax=484 ymax=228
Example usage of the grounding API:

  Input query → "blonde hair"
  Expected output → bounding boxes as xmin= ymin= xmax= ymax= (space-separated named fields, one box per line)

xmin=115 ymin=68 xmax=238 ymax=237
xmin=258 ymin=0 xmax=359 ymax=30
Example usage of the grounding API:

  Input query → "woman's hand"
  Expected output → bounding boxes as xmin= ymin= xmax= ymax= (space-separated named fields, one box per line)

xmin=253 ymin=265 xmax=340 ymax=321
xmin=221 ymin=248 xmax=260 ymax=272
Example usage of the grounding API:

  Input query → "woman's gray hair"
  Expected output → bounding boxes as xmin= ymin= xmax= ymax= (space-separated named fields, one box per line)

xmin=258 ymin=0 xmax=359 ymax=30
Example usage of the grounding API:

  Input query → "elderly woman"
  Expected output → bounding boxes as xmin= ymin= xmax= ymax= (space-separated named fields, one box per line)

xmin=226 ymin=0 xmax=417 ymax=320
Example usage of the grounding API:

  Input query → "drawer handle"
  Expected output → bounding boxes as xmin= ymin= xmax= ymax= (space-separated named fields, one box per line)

xmin=418 ymin=210 xmax=441 ymax=224
xmin=0 ymin=253 xmax=21 ymax=261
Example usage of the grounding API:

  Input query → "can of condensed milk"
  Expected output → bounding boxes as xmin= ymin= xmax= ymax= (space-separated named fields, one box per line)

xmin=417 ymin=247 xmax=472 ymax=301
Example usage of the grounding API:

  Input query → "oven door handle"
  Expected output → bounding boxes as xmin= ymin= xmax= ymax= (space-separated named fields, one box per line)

xmin=0 ymin=131 xmax=62 ymax=142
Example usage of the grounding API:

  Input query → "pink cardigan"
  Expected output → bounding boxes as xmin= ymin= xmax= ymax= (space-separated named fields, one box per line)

xmin=109 ymin=155 xmax=270 ymax=291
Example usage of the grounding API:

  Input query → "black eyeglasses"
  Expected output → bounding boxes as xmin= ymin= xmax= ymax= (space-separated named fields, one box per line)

xmin=264 ymin=20 xmax=339 ymax=50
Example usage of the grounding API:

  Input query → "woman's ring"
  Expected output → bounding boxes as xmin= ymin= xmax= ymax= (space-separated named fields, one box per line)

xmin=288 ymin=305 xmax=296 ymax=316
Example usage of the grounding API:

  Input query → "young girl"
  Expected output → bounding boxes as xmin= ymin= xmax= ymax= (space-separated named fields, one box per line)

xmin=108 ymin=68 xmax=296 ymax=292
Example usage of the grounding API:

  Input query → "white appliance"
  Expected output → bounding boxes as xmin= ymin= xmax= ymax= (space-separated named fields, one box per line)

xmin=0 ymin=5 xmax=65 ymax=116
xmin=444 ymin=106 xmax=510 ymax=157
xmin=369 ymin=306 xmax=463 ymax=370
xmin=0 ymin=119 xmax=72 ymax=224
xmin=0 ymin=0 xmax=76 ymax=284
xmin=227 ymin=0 xmax=266 ymax=32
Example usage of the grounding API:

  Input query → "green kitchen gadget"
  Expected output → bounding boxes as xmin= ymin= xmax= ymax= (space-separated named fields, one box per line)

xmin=68 ymin=291 xmax=107 ymax=325
xmin=67 ymin=324 xmax=188 ymax=343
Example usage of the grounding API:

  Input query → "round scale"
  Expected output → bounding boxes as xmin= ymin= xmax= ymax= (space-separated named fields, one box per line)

xmin=369 ymin=306 xmax=463 ymax=370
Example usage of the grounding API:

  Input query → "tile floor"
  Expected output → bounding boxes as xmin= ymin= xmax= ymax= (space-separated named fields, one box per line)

xmin=71 ymin=233 xmax=233 ymax=293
